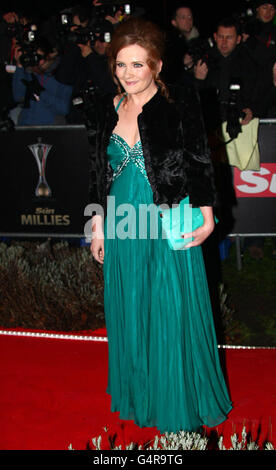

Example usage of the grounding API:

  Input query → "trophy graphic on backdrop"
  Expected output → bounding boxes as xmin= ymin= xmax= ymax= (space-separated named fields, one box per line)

xmin=28 ymin=137 xmax=53 ymax=197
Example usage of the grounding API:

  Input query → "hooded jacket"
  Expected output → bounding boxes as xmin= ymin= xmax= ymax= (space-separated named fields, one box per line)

xmin=88 ymin=84 xmax=217 ymax=217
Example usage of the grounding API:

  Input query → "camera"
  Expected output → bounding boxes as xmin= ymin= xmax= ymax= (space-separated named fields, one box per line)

xmin=57 ymin=1 xmax=132 ymax=48
xmin=5 ymin=20 xmax=42 ymax=68
xmin=72 ymin=80 xmax=97 ymax=108
xmin=184 ymin=37 xmax=215 ymax=71
xmin=19 ymin=44 xmax=44 ymax=68
xmin=6 ymin=21 xmax=38 ymax=43
xmin=17 ymin=30 xmax=45 ymax=69
xmin=71 ymin=80 xmax=103 ymax=134
xmin=57 ymin=9 xmax=113 ymax=48
xmin=93 ymin=1 xmax=132 ymax=19
xmin=232 ymin=6 xmax=258 ymax=36
xmin=67 ymin=24 xmax=111 ymax=47
xmin=225 ymin=81 xmax=246 ymax=140
xmin=60 ymin=12 xmax=74 ymax=28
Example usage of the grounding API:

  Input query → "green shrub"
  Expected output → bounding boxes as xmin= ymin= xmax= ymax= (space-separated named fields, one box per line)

xmin=0 ymin=241 xmax=105 ymax=331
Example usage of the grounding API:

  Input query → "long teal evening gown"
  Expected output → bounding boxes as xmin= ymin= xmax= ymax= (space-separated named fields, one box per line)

xmin=103 ymin=99 xmax=232 ymax=434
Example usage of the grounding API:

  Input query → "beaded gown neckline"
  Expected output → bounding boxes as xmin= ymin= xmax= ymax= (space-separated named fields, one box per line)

xmin=112 ymin=94 xmax=141 ymax=150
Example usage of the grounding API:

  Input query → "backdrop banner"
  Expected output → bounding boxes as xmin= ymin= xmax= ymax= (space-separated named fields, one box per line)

xmin=231 ymin=121 xmax=276 ymax=235
xmin=1 ymin=123 xmax=275 ymax=238
xmin=0 ymin=125 xmax=90 ymax=236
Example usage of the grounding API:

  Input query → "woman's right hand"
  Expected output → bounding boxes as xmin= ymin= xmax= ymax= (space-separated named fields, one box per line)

xmin=90 ymin=215 xmax=104 ymax=264
xmin=91 ymin=237 xmax=104 ymax=265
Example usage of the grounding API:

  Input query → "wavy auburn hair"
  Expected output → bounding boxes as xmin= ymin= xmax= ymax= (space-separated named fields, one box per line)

xmin=107 ymin=16 xmax=169 ymax=99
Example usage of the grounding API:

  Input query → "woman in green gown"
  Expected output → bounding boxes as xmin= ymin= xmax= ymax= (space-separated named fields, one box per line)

xmin=90 ymin=17 xmax=232 ymax=434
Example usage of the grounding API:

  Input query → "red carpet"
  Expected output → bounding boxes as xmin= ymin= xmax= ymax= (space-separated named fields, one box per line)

xmin=0 ymin=328 xmax=276 ymax=450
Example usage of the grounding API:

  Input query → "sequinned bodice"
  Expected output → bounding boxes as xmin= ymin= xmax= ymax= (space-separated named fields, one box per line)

xmin=107 ymin=133 xmax=150 ymax=185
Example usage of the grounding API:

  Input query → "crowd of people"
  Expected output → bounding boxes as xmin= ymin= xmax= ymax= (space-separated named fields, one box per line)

xmin=0 ymin=2 xmax=119 ymax=126
xmin=0 ymin=1 xmax=275 ymax=129
xmin=163 ymin=1 xmax=276 ymax=260
xmin=166 ymin=1 xmax=276 ymax=125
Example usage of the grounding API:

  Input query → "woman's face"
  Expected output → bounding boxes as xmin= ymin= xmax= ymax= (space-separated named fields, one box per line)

xmin=115 ymin=44 xmax=161 ymax=96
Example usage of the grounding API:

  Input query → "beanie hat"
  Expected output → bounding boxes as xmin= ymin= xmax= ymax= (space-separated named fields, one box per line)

xmin=253 ymin=0 xmax=276 ymax=9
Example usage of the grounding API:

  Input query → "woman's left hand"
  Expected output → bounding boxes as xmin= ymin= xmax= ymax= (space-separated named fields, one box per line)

xmin=181 ymin=205 xmax=215 ymax=248
xmin=181 ymin=222 xmax=214 ymax=248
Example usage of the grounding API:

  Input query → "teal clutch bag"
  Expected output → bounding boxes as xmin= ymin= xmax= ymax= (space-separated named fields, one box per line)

xmin=159 ymin=196 xmax=211 ymax=250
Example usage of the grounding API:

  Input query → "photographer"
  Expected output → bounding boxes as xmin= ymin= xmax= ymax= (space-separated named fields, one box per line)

xmin=56 ymin=4 xmax=118 ymax=124
xmin=54 ymin=2 xmax=132 ymax=93
xmin=241 ymin=1 xmax=276 ymax=118
xmin=72 ymin=17 xmax=116 ymax=93
xmin=257 ymin=61 xmax=276 ymax=117
xmin=242 ymin=1 xmax=276 ymax=66
xmin=0 ymin=9 xmax=24 ymax=118
xmin=192 ymin=17 xmax=260 ymax=248
xmin=194 ymin=17 xmax=258 ymax=132
xmin=65 ymin=28 xmax=117 ymax=124
xmin=53 ymin=5 xmax=95 ymax=87
xmin=163 ymin=3 xmax=201 ymax=85
xmin=12 ymin=37 xmax=73 ymax=125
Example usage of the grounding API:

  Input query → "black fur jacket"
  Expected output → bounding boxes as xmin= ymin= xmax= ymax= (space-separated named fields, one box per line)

xmin=88 ymin=85 xmax=217 ymax=216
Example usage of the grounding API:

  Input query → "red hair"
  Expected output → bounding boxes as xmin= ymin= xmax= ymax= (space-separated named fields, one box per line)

xmin=107 ymin=17 xmax=169 ymax=99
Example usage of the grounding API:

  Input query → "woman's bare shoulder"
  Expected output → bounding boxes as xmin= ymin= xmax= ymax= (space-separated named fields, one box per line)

xmin=113 ymin=93 xmax=124 ymax=107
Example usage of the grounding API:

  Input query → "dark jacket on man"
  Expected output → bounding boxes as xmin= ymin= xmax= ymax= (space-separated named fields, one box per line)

xmin=194 ymin=43 xmax=259 ymax=129
xmin=243 ymin=19 xmax=276 ymax=67
xmin=243 ymin=19 xmax=276 ymax=118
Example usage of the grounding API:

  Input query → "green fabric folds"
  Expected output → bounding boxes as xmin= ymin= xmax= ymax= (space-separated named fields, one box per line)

xmin=103 ymin=134 xmax=232 ymax=433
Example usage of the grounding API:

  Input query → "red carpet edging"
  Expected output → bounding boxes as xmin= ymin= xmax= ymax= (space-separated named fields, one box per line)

xmin=0 ymin=327 xmax=275 ymax=349
xmin=0 ymin=328 xmax=108 ymax=342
